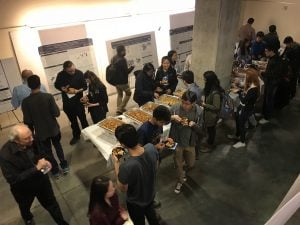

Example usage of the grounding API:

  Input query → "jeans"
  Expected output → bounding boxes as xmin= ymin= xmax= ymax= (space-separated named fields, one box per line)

xmin=126 ymin=201 xmax=159 ymax=225
xmin=115 ymin=84 xmax=131 ymax=112
xmin=63 ymin=102 xmax=88 ymax=138
xmin=40 ymin=133 xmax=68 ymax=174
xmin=11 ymin=176 xmax=68 ymax=225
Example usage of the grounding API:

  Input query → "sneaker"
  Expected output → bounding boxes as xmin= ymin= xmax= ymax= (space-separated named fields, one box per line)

xmin=174 ymin=182 xmax=183 ymax=194
xmin=227 ymin=134 xmax=240 ymax=140
xmin=259 ymin=118 xmax=270 ymax=125
xmin=62 ymin=166 xmax=70 ymax=175
xmin=25 ymin=219 xmax=36 ymax=225
xmin=52 ymin=172 xmax=61 ymax=179
xmin=233 ymin=141 xmax=246 ymax=148
xmin=153 ymin=199 xmax=161 ymax=208
xmin=69 ymin=137 xmax=80 ymax=145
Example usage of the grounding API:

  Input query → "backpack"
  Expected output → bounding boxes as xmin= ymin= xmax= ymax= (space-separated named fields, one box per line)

xmin=219 ymin=91 xmax=235 ymax=120
xmin=106 ymin=63 xmax=118 ymax=86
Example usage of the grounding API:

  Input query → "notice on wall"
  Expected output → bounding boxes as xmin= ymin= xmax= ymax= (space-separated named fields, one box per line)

xmin=0 ymin=60 xmax=15 ymax=114
xmin=106 ymin=32 xmax=158 ymax=89
xmin=38 ymin=38 xmax=98 ymax=95
xmin=170 ymin=25 xmax=193 ymax=73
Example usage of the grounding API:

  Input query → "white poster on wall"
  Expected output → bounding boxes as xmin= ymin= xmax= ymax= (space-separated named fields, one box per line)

xmin=170 ymin=11 xmax=194 ymax=73
xmin=106 ymin=32 xmax=158 ymax=89
xmin=38 ymin=38 xmax=98 ymax=95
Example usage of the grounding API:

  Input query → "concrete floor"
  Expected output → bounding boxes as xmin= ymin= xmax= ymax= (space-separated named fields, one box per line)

xmin=0 ymin=91 xmax=300 ymax=225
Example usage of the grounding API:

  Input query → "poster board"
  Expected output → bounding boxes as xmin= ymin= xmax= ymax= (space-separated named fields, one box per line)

xmin=169 ymin=11 xmax=194 ymax=73
xmin=0 ymin=58 xmax=21 ymax=114
xmin=106 ymin=32 xmax=158 ymax=89
xmin=38 ymin=38 xmax=99 ymax=107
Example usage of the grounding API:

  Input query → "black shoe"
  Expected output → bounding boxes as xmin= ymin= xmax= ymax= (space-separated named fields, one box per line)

xmin=69 ymin=137 xmax=80 ymax=145
xmin=24 ymin=219 xmax=36 ymax=225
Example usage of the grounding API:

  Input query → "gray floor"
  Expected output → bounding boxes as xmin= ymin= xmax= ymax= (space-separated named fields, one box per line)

xmin=0 ymin=91 xmax=300 ymax=225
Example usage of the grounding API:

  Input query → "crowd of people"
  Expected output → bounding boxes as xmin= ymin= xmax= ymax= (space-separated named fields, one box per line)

xmin=0 ymin=18 xmax=299 ymax=225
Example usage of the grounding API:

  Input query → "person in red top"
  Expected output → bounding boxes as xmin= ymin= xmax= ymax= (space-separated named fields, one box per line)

xmin=88 ymin=176 xmax=129 ymax=225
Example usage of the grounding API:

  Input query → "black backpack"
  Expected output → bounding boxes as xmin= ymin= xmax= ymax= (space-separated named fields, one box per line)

xmin=106 ymin=63 xmax=118 ymax=86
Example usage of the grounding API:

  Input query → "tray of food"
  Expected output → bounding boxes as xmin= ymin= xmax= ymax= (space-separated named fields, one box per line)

xmin=173 ymin=89 xmax=185 ymax=98
xmin=157 ymin=94 xmax=180 ymax=106
xmin=98 ymin=117 xmax=125 ymax=133
xmin=112 ymin=146 xmax=127 ymax=160
xmin=140 ymin=102 xmax=160 ymax=113
xmin=123 ymin=109 xmax=152 ymax=124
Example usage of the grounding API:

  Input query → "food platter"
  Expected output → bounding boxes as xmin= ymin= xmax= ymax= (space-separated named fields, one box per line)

xmin=140 ymin=102 xmax=160 ymax=113
xmin=123 ymin=109 xmax=151 ymax=124
xmin=173 ymin=89 xmax=185 ymax=98
xmin=98 ymin=117 xmax=125 ymax=133
xmin=157 ymin=94 xmax=180 ymax=106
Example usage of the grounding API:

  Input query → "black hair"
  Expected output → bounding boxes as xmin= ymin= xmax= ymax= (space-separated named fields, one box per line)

xmin=83 ymin=70 xmax=105 ymax=91
xmin=181 ymin=90 xmax=197 ymax=104
xmin=256 ymin=31 xmax=264 ymax=38
xmin=265 ymin=44 xmax=277 ymax=53
xmin=88 ymin=176 xmax=110 ymax=216
xmin=167 ymin=50 xmax=177 ymax=66
xmin=115 ymin=124 xmax=138 ymax=148
xmin=203 ymin=71 xmax=223 ymax=96
xmin=247 ymin=18 xmax=254 ymax=24
xmin=182 ymin=70 xmax=194 ymax=84
xmin=116 ymin=45 xmax=126 ymax=55
xmin=142 ymin=63 xmax=155 ymax=73
xmin=161 ymin=56 xmax=171 ymax=65
xmin=283 ymin=36 xmax=294 ymax=44
xmin=269 ymin=25 xmax=276 ymax=33
xmin=63 ymin=60 xmax=73 ymax=70
xmin=153 ymin=105 xmax=171 ymax=123
xmin=27 ymin=75 xmax=41 ymax=90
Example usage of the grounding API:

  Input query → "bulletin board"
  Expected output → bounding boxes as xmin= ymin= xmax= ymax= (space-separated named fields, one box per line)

xmin=106 ymin=32 xmax=159 ymax=89
xmin=169 ymin=11 xmax=194 ymax=73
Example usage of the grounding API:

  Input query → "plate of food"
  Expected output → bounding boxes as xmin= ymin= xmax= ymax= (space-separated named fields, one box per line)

xmin=173 ymin=89 xmax=185 ymax=98
xmin=98 ymin=117 xmax=125 ymax=133
xmin=157 ymin=94 xmax=180 ymax=106
xmin=123 ymin=109 xmax=152 ymax=124
xmin=112 ymin=146 xmax=127 ymax=160
xmin=140 ymin=102 xmax=160 ymax=113
xmin=164 ymin=139 xmax=177 ymax=150
xmin=180 ymin=116 xmax=189 ymax=126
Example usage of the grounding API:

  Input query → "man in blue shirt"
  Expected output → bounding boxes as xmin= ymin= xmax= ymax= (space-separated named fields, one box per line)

xmin=11 ymin=70 xmax=47 ymax=109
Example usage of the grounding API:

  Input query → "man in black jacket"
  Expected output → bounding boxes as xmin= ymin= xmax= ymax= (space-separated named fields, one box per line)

xmin=22 ymin=75 xmax=69 ymax=178
xmin=54 ymin=61 xmax=88 ymax=145
xmin=0 ymin=124 xmax=69 ymax=225
xmin=111 ymin=45 xmax=134 ymax=115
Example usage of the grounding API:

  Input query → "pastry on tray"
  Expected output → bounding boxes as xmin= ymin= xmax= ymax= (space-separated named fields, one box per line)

xmin=124 ymin=109 xmax=151 ymax=123
xmin=98 ymin=118 xmax=125 ymax=133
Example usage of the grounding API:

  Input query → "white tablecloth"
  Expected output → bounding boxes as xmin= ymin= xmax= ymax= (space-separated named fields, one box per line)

xmin=81 ymin=115 xmax=171 ymax=161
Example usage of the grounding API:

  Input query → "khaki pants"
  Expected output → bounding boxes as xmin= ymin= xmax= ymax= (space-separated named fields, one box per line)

xmin=116 ymin=84 xmax=131 ymax=112
xmin=175 ymin=146 xmax=195 ymax=183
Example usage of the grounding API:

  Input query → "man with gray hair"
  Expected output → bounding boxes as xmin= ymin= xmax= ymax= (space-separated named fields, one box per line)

xmin=11 ymin=69 xmax=47 ymax=109
xmin=0 ymin=124 xmax=69 ymax=225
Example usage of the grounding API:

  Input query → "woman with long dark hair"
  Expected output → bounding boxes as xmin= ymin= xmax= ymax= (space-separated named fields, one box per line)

xmin=81 ymin=71 xmax=108 ymax=124
xmin=88 ymin=176 xmax=128 ymax=225
xmin=201 ymin=71 xmax=223 ymax=152
xmin=155 ymin=56 xmax=178 ymax=95
xmin=133 ymin=63 xmax=160 ymax=106
xmin=229 ymin=69 xmax=260 ymax=148
xmin=167 ymin=50 xmax=178 ymax=69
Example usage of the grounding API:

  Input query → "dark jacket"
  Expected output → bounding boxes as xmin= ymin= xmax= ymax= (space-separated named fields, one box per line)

xmin=0 ymin=141 xmax=45 ymax=188
xmin=282 ymin=43 xmax=300 ymax=73
xmin=155 ymin=67 xmax=178 ymax=94
xmin=54 ymin=69 xmax=87 ymax=104
xmin=22 ymin=92 xmax=60 ymax=141
xmin=263 ymin=32 xmax=280 ymax=51
xmin=88 ymin=83 xmax=109 ymax=113
xmin=238 ymin=87 xmax=259 ymax=112
xmin=111 ymin=55 xmax=134 ymax=85
xmin=133 ymin=71 xmax=156 ymax=106
xmin=261 ymin=54 xmax=286 ymax=84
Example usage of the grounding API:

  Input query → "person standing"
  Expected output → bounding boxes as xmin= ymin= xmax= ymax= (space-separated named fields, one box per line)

xmin=251 ymin=31 xmax=266 ymax=60
xmin=112 ymin=124 xmax=160 ymax=225
xmin=22 ymin=75 xmax=69 ymax=178
xmin=238 ymin=18 xmax=256 ymax=42
xmin=11 ymin=69 xmax=47 ymax=109
xmin=0 ymin=124 xmax=69 ymax=225
xmin=54 ymin=61 xmax=89 ymax=145
xmin=169 ymin=90 xmax=203 ymax=194
xmin=111 ymin=45 xmax=135 ymax=115
xmin=82 ymin=70 xmax=108 ymax=124
xmin=201 ymin=71 xmax=223 ymax=153
xmin=263 ymin=25 xmax=280 ymax=52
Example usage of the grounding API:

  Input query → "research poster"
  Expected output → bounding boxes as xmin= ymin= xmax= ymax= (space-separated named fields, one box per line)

xmin=0 ymin=60 xmax=14 ymax=114
xmin=106 ymin=32 xmax=158 ymax=89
